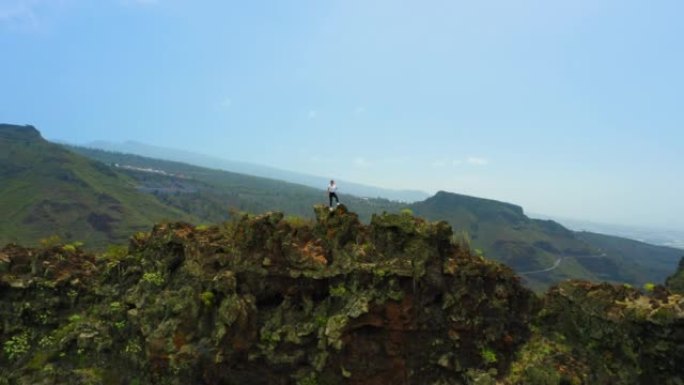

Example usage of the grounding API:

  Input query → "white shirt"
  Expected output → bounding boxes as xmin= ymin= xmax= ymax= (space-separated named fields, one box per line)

xmin=328 ymin=183 xmax=337 ymax=193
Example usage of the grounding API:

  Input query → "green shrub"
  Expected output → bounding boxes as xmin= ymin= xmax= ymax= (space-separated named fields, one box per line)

xmin=329 ymin=284 xmax=347 ymax=297
xmin=39 ymin=235 xmax=62 ymax=248
xmin=296 ymin=372 xmax=318 ymax=385
xmin=100 ymin=245 xmax=128 ymax=260
xmin=38 ymin=335 xmax=54 ymax=348
xmin=4 ymin=332 xmax=30 ymax=360
xmin=200 ymin=291 xmax=215 ymax=306
xmin=400 ymin=208 xmax=413 ymax=216
xmin=62 ymin=241 xmax=84 ymax=252
xmin=523 ymin=366 xmax=561 ymax=385
xmin=481 ymin=347 xmax=497 ymax=364
xmin=142 ymin=272 xmax=164 ymax=287
xmin=124 ymin=340 xmax=142 ymax=355
xmin=62 ymin=244 xmax=77 ymax=253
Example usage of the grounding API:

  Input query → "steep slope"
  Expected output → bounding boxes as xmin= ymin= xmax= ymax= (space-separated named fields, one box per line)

xmin=0 ymin=124 xmax=192 ymax=248
xmin=0 ymin=207 xmax=682 ymax=385
xmin=409 ymin=192 xmax=598 ymax=289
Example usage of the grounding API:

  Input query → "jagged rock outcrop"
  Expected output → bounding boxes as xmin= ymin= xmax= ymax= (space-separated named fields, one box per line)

xmin=0 ymin=206 xmax=682 ymax=385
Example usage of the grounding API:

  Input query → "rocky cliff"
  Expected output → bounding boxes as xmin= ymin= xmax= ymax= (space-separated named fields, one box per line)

xmin=0 ymin=206 xmax=682 ymax=384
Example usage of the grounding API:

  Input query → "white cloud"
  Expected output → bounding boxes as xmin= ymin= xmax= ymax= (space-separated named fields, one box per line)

xmin=466 ymin=157 xmax=489 ymax=166
xmin=307 ymin=110 xmax=317 ymax=119
xmin=452 ymin=159 xmax=463 ymax=166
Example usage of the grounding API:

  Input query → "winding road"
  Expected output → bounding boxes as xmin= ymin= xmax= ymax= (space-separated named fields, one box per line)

xmin=517 ymin=253 xmax=608 ymax=275
xmin=518 ymin=257 xmax=563 ymax=275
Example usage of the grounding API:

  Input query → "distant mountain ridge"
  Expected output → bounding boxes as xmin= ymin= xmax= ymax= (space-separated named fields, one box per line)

xmin=83 ymin=140 xmax=430 ymax=202
xmin=1 ymin=124 xmax=681 ymax=291
xmin=68 ymin=143 xmax=684 ymax=290
xmin=410 ymin=191 xmax=683 ymax=290
xmin=0 ymin=124 xmax=42 ymax=141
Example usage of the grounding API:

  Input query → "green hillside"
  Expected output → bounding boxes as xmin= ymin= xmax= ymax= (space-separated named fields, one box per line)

xmin=67 ymin=145 xmax=401 ymax=222
xmin=408 ymin=192 xmax=682 ymax=290
xmin=67 ymin=144 xmax=682 ymax=290
xmin=0 ymin=124 xmax=192 ymax=248
xmin=408 ymin=192 xmax=599 ymax=290
xmin=576 ymin=231 xmax=684 ymax=285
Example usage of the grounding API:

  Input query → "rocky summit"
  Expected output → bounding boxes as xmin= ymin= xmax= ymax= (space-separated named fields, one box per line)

xmin=0 ymin=206 xmax=682 ymax=384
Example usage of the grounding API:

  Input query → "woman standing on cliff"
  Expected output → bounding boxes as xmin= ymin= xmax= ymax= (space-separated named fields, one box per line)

xmin=327 ymin=180 xmax=339 ymax=210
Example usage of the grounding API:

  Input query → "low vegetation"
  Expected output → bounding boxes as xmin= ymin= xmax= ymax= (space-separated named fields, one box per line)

xmin=0 ymin=205 xmax=682 ymax=384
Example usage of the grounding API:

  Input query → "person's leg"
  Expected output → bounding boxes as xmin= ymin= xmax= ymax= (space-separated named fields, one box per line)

xmin=329 ymin=193 xmax=333 ymax=207
xmin=333 ymin=193 xmax=339 ymax=204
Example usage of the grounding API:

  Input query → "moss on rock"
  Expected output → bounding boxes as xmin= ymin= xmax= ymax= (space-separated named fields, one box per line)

xmin=0 ymin=207 xmax=681 ymax=384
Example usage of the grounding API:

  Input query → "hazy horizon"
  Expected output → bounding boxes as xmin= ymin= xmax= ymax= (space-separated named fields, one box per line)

xmin=57 ymin=135 xmax=683 ymax=235
xmin=1 ymin=0 xmax=683 ymax=229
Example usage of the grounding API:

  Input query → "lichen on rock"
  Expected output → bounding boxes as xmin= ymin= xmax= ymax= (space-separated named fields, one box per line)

xmin=0 ymin=207 xmax=681 ymax=385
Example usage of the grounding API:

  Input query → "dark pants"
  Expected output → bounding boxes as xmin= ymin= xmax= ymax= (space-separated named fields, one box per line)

xmin=329 ymin=192 xmax=339 ymax=207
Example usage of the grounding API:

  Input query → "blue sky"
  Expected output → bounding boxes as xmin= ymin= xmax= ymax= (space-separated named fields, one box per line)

xmin=1 ymin=0 xmax=683 ymax=229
